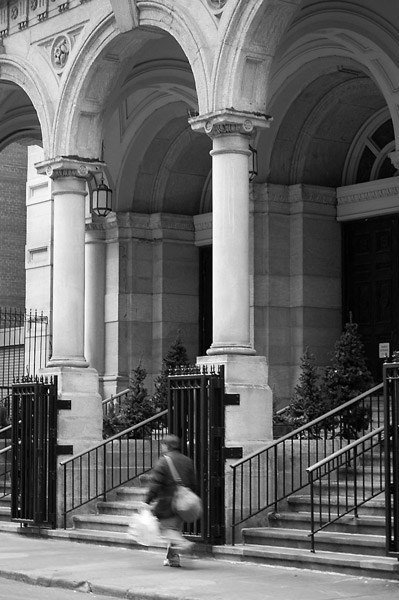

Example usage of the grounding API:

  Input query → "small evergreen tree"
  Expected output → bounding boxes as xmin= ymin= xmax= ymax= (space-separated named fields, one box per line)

xmin=320 ymin=321 xmax=374 ymax=438
xmin=103 ymin=361 xmax=155 ymax=438
xmin=285 ymin=347 xmax=323 ymax=430
xmin=152 ymin=332 xmax=190 ymax=412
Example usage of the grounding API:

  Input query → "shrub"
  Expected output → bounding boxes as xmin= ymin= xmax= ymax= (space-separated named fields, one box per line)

xmin=283 ymin=322 xmax=374 ymax=438
xmin=103 ymin=361 xmax=156 ymax=438
xmin=152 ymin=332 xmax=190 ymax=412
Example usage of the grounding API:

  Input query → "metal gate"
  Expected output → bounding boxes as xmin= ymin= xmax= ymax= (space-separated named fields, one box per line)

xmin=11 ymin=376 xmax=57 ymax=528
xmin=383 ymin=356 xmax=399 ymax=558
xmin=168 ymin=365 xmax=236 ymax=546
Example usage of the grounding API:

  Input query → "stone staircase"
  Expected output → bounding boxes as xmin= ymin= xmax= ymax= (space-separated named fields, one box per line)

xmin=214 ymin=450 xmax=399 ymax=580
xmin=66 ymin=483 xmax=149 ymax=547
xmin=0 ymin=409 xmax=398 ymax=579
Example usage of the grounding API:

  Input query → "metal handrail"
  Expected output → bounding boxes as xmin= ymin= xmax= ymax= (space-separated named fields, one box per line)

xmin=0 ymin=443 xmax=11 ymax=499
xmin=307 ymin=426 xmax=384 ymax=551
xmin=230 ymin=382 xmax=383 ymax=544
xmin=307 ymin=426 xmax=383 ymax=472
xmin=101 ymin=388 xmax=129 ymax=416
xmin=60 ymin=409 xmax=168 ymax=529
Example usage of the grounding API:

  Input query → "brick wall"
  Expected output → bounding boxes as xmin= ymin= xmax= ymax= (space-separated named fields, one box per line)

xmin=0 ymin=143 xmax=27 ymax=309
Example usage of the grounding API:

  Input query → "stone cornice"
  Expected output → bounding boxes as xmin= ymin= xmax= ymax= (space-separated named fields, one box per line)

xmin=337 ymin=178 xmax=399 ymax=206
xmin=0 ymin=0 xmax=92 ymax=39
xmin=189 ymin=108 xmax=272 ymax=138
xmin=253 ymin=183 xmax=336 ymax=207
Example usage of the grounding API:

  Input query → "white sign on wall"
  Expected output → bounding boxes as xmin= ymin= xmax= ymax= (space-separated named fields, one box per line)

xmin=379 ymin=342 xmax=390 ymax=359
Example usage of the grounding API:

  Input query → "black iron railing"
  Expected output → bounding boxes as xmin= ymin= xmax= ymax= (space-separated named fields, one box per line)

xmin=0 ymin=424 xmax=11 ymax=500
xmin=230 ymin=383 xmax=383 ymax=545
xmin=11 ymin=377 xmax=58 ymax=528
xmin=0 ymin=307 xmax=50 ymax=420
xmin=60 ymin=410 xmax=168 ymax=529
xmin=307 ymin=426 xmax=384 ymax=551
xmin=102 ymin=388 xmax=129 ymax=417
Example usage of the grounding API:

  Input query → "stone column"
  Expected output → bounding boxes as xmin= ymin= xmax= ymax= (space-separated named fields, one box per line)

xmin=35 ymin=157 xmax=106 ymax=526
xmin=85 ymin=224 xmax=106 ymax=377
xmin=190 ymin=112 xmax=274 ymax=535
xmin=191 ymin=110 xmax=270 ymax=355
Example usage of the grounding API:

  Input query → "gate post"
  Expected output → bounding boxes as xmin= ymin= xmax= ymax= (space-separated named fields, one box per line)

xmin=383 ymin=354 xmax=399 ymax=558
xmin=197 ymin=354 xmax=272 ymax=544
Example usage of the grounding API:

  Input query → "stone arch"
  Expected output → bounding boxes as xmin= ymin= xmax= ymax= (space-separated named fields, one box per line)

xmin=258 ymin=5 xmax=399 ymax=185
xmin=269 ymin=4 xmax=399 ymax=144
xmin=0 ymin=55 xmax=54 ymax=154
xmin=53 ymin=2 xmax=216 ymax=159
xmin=212 ymin=0 xmax=301 ymax=113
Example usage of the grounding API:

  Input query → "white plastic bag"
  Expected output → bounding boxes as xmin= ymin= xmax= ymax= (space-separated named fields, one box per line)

xmin=129 ymin=505 xmax=162 ymax=547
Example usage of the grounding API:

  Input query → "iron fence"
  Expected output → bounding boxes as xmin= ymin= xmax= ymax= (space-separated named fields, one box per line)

xmin=0 ymin=307 xmax=50 ymax=421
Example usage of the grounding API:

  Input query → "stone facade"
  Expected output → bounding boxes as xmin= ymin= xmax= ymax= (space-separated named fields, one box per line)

xmin=1 ymin=0 xmax=399 ymax=524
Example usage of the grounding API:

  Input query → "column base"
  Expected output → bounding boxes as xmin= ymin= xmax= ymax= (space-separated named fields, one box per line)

xmin=207 ymin=344 xmax=256 ymax=356
xmin=48 ymin=357 xmax=89 ymax=368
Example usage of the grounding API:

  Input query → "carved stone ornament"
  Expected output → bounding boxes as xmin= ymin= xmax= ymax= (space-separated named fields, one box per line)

xmin=190 ymin=109 xmax=272 ymax=138
xmin=204 ymin=120 xmax=255 ymax=138
xmin=31 ymin=0 xmax=38 ymax=10
xmin=52 ymin=35 xmax=70 ymax=70
xmin=207 ymin=0 xmax=227 ymax=12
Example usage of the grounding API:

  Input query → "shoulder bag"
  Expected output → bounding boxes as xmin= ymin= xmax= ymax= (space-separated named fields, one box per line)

xmin=164 ymin=454 xmax=203 ymax=523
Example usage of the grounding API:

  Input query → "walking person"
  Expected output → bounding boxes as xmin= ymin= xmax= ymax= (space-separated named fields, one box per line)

xmin=145 ymin=434 xmax=198 ymax=567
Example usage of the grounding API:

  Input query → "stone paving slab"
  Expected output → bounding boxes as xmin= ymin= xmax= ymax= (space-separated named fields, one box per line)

xmin=0 ymin=531 xmax=398 ymax=600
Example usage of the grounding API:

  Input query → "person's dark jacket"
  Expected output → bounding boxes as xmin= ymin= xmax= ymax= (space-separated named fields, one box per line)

xmin=145 ymin=450 xmax=198 ymax=519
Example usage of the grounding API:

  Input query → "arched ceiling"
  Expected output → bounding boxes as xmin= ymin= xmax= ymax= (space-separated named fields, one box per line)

xmin=102 ymin=31 xmax=211 ymax=216
xmin=264 ymin=66 xmax=386 ymax=187
xmin=0 ymin=81 xmax=41 ymax=151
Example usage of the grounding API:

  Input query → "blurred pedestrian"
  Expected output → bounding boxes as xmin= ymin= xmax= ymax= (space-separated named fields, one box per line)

xmin=145 ymin=434 xmax=198 ymax=567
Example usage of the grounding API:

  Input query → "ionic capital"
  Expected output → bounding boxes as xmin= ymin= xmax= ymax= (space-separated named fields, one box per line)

xmin=189 ymin=108 xmax=272 ymax=139
xmin=35 ymin=156 xmax=105 ymax=180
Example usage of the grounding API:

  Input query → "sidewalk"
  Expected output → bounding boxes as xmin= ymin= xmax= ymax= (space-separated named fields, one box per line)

xmin=0 ymin=530 xmax=398 ymax=600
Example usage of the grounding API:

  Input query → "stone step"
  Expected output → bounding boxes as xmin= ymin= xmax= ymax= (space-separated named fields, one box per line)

xmin=0 ymin=505 xmax=11 ymax=521
xmin=212 ymin=544 xmax=399 ymax=581
xmin=242 ymin=527 xmax=387 ymax=556
xmin=97 ymin=500 xmax=142 ymax=516
xmin=267 ymin=511 xmax=386 ymax=535
xmin=287 ymin=494 xmax=385 ymax=516
xmin=72 ymin=513 xmax=133 ymax=533
xmin=113 ymin=485 xmax=148 ymax=503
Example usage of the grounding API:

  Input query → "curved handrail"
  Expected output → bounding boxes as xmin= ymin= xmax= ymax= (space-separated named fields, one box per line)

xmin=101 ymin=388 xmax=129 ymax=407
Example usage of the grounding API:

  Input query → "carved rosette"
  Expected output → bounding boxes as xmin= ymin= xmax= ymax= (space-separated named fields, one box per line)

xmin=207 ymin=0 xmax=227 ymax=16
xmin=52 ymin=35 xmax=70 ymax=70
xmin=37 ymin=157 xmax=103 ymax=181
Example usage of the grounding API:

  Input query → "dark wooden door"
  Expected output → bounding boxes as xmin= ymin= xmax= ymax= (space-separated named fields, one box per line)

xmin=343 ymin=216 xmax=399 ymax=382
xmin=199 ymin=246 xmax=212 ymax=356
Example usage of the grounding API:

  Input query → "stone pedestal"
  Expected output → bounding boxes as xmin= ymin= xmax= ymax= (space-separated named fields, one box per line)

xmin=41 ymin=365 xmax=103 ymax=528
xmin=197 ymin=353 xmax=272 ymax=542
